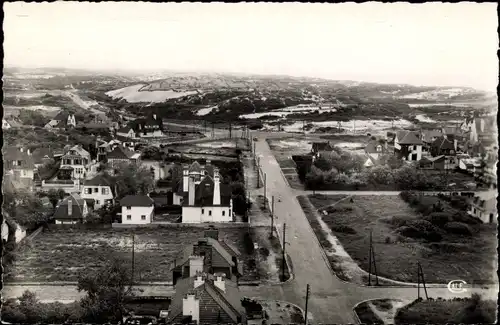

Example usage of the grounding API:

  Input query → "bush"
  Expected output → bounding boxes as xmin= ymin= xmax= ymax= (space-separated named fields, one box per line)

xmin=444 ymin=222 xmax=473 ymax=236
xmin=331 ymin=225 xmax=357 ymax=234
xmin=259 ymin=247 xmax=270 ymax=258
xmin=424 ymin=212 xmax=453 ymax=228
xmin=243 ymin=232 xmax=255 ymax=254
xmin=397 ymin=220 xmax=443 ymax=242
xmin=381 ymin=215 xmax=413 ymax=228
xmin=452 ymin=211 xmax=483 ymax=225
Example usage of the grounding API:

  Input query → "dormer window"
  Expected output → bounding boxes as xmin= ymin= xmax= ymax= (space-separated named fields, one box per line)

xmin=376 ymin=145 xmax=382 ymax=152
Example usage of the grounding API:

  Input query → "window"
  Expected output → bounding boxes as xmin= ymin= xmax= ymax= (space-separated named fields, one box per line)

xmin=202 ymin=209 xmax=205 ymax=214
xmin=208 ymin=210 xmax=212 ymax=216
xmin=17 ymin=160 xmax=22 ymax=166
xmin=126 ymin=206 xmax=131 ymax=210
xmin=95 ymin=200 xmax=100 ymax=205
xmin=141 ymin=215 xmax=146 ymax=220
xmin=94 ymin=188 xmax=99 ymax=193
xmin=376 ymin=145 xmax=382 ymax=152
xmin=102 ymin=188 xmax=109 ymax=195
xmin=222 ymin=211 xmax=225 ymax=216
xmin=127 ymin=215 xmax=131 ymax=220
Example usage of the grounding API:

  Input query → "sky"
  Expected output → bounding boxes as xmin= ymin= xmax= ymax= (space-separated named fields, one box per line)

xmin=4 ymin=2 xmax=499 ymax=91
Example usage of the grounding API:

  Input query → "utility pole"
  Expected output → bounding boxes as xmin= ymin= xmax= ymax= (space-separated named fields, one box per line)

xmin=270 ymin=196 xmax=275 ymax=238
xmin=368 ymin=229 xmax=379 ymax=286
xmin=281 ymin=223 xmax=287 ymax=281
xmin=263 ymin=173 xmax=267 ymax=207
xmin=417 ymin=262 xmax=429 ymax=300
xmin=229 ymin=122 xmax=232 ymax=139
xmin=131 ymin=234 xmax=135 ymax=286
xmin=305 ymin=284 xmax=310 ymax=325
xmin=256 ymin=157 xmax=261 ymax=188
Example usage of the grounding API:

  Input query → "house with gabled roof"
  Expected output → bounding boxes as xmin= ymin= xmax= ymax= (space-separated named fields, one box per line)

xmin=468 ymin=192 xmax=497 ymax=224
xmin=119 ymin=195 xmax=154 ymax=224
xmin=429 ymin=135 xmax=457 ymax=169
xmin=81 ymin=174 xmax=115 ymax=210
xmin=53 ymin=193 xmax=89 ymax=224
xmin=4 ymin=147 xmax=35 ymax=191
xmin=60 ymin=145 xmax=91 ymax=180
xmin=107 ymin=145 xmax=141 ymax=168
xmin=165 ymin=272 xmax=246 ymax=325
xmin=394 ymin=130 xmax=423 ymax=162
xmin=173 ymin=161 xmax=216 ymax=206
xmin=44 ymin=111 xmax=77 ymax=129
xmin=116 ymin=126 xmax=136 ymax=139
xmin=179 ymin=161 xmax=233 ymax=223
xmin=170 ymin=227 xmax=243 ymax=285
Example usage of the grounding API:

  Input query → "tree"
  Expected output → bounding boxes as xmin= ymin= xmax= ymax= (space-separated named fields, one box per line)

xmin=367 ymin=165 xmax=394 ymax=185
xmin=113 ymin=162 xmax=155 ymax=197
xmin=77 ymin=258 xmax=133 ymax=323
xmin=47 ymin=188 xmax=66 ymax=208
xmin=37 ymin=158 xmax=60 ymax=180
xmin=5 ymin=189 xmax=52 ymax=230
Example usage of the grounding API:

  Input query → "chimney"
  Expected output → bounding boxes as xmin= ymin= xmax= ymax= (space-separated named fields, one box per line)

xmin=213 ymin=168 xmax=221 ymax=205
xmin=194 ymin=271 xmax=205 ymax=288
xmin=188 ymin=256 xmax=204 ymax=277
xmin=153 ymin=114 xmax=157 ymax=120
xmin=188 ymin=175 xmax=196 ymax=206
xmin=182 ymin=166 xmax=189 ymax=192
xmin=27 ymin=148 xmax=31 ymax=155
xmin=19 ymin=147 xmax=24 ymax=153
xmin=214 ymin=273 xmax=226 ymax=293
xmin=182 ymin=293 xmax=200 ymax=323
xmin=68 ymin=200 xmax=73 ymax=216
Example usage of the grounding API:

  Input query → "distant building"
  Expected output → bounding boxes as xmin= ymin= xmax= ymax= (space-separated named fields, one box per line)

xmin=119 ymin=195 xmax=155 ymax=224
xmin=430 ymin=135 xmax=457 ymax=169
xmin=468 ymin=192 xmax=497 ymax=224
xmin=394 ymin=130 xmax=423 ymax=162
xmin=116 ymin=126 xmax=136 ymax=139
xmin=53 ymin=193 xmax=89 ymax=225
xmin=81 ymin=174 xmax=115 ymax=210
xmin=311 ymin=141 xmax=334 ymax=160
xmin=107 ymin=146 xmax=141 ymax=168
xmin=44 ymin=111 xmax=77 ymax=129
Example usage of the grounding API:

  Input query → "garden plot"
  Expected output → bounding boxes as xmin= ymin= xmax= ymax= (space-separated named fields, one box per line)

xmin=307 ymin=195 xmax=497 ymax=284
xmin=5 ymin=226 xmax=270 ymax=283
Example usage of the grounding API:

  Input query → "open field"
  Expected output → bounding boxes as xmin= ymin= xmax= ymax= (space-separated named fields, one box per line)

xmin=5 ymin=226 xmax=284 ymax=283
xmin=306 ymin=195 xmax=497 ymax=284
xmin=106 ymin=84 xmax=198 ymax=103
xmin=395 ymin=298 xmax=497 ymax=324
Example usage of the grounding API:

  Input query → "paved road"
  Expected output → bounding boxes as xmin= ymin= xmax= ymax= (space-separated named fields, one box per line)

xmin=249 ymin=134 xmax=498 ymax=324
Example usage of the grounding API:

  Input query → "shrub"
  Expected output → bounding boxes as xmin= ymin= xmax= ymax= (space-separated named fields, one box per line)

xmin=243 ymin=232 xmax=255 ymax=254
xmin=424 ymin=212 xmax=453 ymax=228
xmin=397 ymin=220 xmax=443 ymax=242
xmin=452 ymin=211 xmax=483 ymax=225
xmin=331 ymin=225 xmax=357 ymax=234
xmin=381 ymin=215 xmax=413 ymax=228
xmin=259 ymin=247 xmax=270 ymax=258
xmin=444 ymin=222 xmax=473 ymax=236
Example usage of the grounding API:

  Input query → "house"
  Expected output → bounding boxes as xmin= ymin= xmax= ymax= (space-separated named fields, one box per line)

xmin=116 ymin=126 xmax=136 ymax=139
xmin=165 ymin=273 xmax=246 ymax=325
xmin=394 ymin=130 xmax=423 ymax=161
xmin=81 ymin=174 xmax=115 ymax=210
xmin=170 ymin=227 xmax=243 ymax=284
xmin=119 ymin=195 xmax=155 ymax=224
xmin=311 ymin=141 xmax=334 ymax=159
xmin=133 ymin=114 xmax=164 ymax=138
xmin=430 ymin=136 xmax=457 ymax=169
xmin=468 ymin=192 xmax=497 ymax=224
xmin=2 ymin=118 xmax=22 ymax=129
xmin=3 ymin=147 xmax=35 ymax=191
xmin=172 ymin=161 xmax=214 ymax=205
xmin=96 ymin=139 xmax=122 ymax=162
xmin=107 ymin=146 xmax=141 ymax=168
xmin=142 ymin=160 xmax=171 ymax=181
xmin=363 ymin=154 xmax=381 ymax=168
xmin=53 ymin=193 xmax=89 ymax=224
xmin=421 ymin=129 xmax=443 ymax=155
xmin=419 ymin=155 xmax=446 ymax=170
xmin=365 ymin=139 xmax=388 ymax=160
xmin=178 ymin=161 xmax=233 ymax=223
xmin=60 ymin=145 xmax=91 ymax=179
xmin=44 ymin=111 xmax=77 ymax=129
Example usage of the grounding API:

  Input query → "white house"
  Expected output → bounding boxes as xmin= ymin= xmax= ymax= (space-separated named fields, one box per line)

xmin=80 ymin=174 xmax=115 ymax=210
xmin=4 ymin=147 xmax=35 ymax=191
xmin=468 ymin=192 xmax=497 ymax=224
xmin=53 ymin=193 xmax=89 ymax=224
xmin=394 ymin=131 xmax=423 ymax=162
xmin=60 ymin=145 xmax=91 ymax=179
xmin=45 ymin=111 xmax=77 ymax=129
xmin=180 ymin=161 xmax=233 ymax=224
xmin=119 ymin=195 xmax=155 ymax=224
xmin=116 ymin=126 xmax=136 ymax=139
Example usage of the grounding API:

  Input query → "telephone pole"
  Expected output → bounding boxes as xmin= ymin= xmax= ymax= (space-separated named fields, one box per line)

xmin=281 ymin=223 xmax=287 ymax=281
xmin=305 ymin=284 xmax=310 ymax=325
xmin=368 ymin=230 xmax=379 ymax=286
xmin=229 ymin=122 xmax=232 ymax=139
xmin=131 ymin=234 xmax=135 ymax=286
xmin=270 ymin=196 xmax=275 ymax=238
xmin=263 ymin=173 xmax=267 ymax=206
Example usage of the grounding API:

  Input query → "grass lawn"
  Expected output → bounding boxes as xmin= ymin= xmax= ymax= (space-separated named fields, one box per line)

xmin=395 ymin=298 xmax=497 ymax=324
xmin=307 ymin=195 xmax=497 ymax=284
xmin=354 ymin=302 xmax=384 ymax=324
xmin=5 ymin=226 xmax=265 ymax=283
